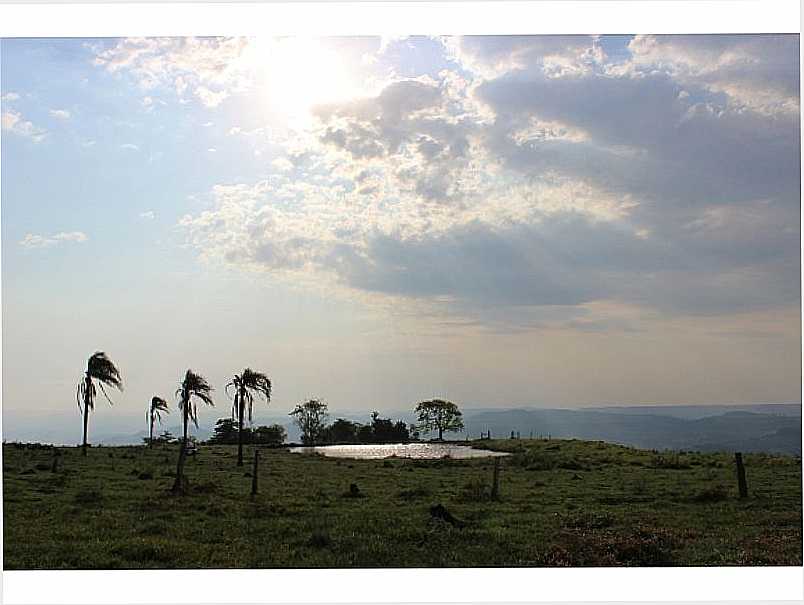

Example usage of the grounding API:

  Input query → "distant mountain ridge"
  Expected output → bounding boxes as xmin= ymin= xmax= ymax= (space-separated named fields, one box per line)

xmin=463 ymin=407 xmax=801 ymax=455
xmin=4 ymin=403 xmax=800 ymax=455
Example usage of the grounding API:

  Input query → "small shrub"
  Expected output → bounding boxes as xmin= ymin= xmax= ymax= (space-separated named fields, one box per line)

xmin=690 ymin=485 xmax=729 ymax=503
xmin=138 ymin=471 xmax=154 ymax=480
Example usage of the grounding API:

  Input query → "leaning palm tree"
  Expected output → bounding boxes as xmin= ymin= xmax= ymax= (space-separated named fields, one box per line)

xmin=172 ymin=369 xmax=213 ymax=493
xmin=226 ymin=368 xmax=272 ymax=466
xmin=146 ymin=396 xmax=169 ymax=448
xmin=76 ymin=351 xmax=123 ymax=456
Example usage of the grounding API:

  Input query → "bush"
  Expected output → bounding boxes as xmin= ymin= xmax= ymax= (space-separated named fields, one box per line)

xmin=690 ymin=485 xmax=729 ymax=503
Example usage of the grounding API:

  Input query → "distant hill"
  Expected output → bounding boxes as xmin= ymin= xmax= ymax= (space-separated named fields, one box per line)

xmin=5 ymin=403 xmax=800 ymax=455
xmin=463 ymin=407 xmax=801 ymax=455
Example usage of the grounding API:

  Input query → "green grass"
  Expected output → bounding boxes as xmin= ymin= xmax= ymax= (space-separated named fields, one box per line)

xmin=3 ymin=439 xmax=801 ymax=568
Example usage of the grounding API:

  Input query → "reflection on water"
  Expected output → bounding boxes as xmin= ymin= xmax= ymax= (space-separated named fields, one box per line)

xmin=288 ymin=442 xmax=510 ymax=459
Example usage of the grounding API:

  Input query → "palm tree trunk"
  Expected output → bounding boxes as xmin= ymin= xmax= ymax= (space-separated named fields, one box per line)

xmin=172 ymin=403 xmax=189 ymax=493
xmin=237 ymin=397 xmax=244 ymax=466
xmin=149 ymin=412 xmax=154 ymax=448
xmin=81 ymin=375 xmax=90 ymax=456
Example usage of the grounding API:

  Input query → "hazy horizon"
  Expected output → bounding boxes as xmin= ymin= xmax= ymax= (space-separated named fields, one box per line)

xmin=2 ymin=35 xmax=801 ymax=440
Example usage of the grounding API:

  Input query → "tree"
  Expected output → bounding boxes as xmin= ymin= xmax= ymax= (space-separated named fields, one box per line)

xmin=146 ymin=396 xmax=169 ymax=448
xmin=172 ymin=369 xmax=214 ymax=493
xmin=208 ymin=418 xmax=240 ymax=444
xmin=76 ymin=352 xmax=123 ymax=456
xmin=289 ymin=399 xmax=328 ymax=445
xmin=226 ymin=368 xmax=272 ymax=466
xmin=372 ymin=411 xmax=411 ymax=443
xmin=253 ymin=424 xmax=286 ymax=446
xmin=414 ymin=399 xmax=464 ymax=441
xmin=324 ymin=418 xmax=361 ymax=443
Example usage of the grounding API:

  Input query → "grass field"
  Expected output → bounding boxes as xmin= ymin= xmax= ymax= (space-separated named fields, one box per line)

xmin=3 ymin=439 xmax=801 ymax=568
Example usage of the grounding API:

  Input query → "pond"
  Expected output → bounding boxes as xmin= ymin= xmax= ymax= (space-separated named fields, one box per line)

xmin=288 ymin=442 xmax=510 ymax=460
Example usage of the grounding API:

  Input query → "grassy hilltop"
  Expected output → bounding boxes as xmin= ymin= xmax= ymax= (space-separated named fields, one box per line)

xmin=3 ymin=439 xmax=801 ymax=568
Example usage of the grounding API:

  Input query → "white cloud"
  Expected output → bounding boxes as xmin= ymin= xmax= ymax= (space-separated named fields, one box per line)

xmin=139 ymin=210 xmax=156 ymax=220
xmin=1 ymin=92 xmax=21 ymax=102
xmin=2 ymin=110 xmax=47 ymax=142
xmin=625 ymin=35 xmax=799 ymax=115
xmin=20 ymin=231 xmax=88 ymax=249
xmin=48 ymin=109 xmax=71 ymax=120
xmin=92 ymin=37 xmax=253 ymax=108
xmin=175 ymin=35 xmax=799 ymax=324
xmin=120 ymin=143 xmax=139 ymax=151
xmin=270 ymin=157 xmax=293 ymax=172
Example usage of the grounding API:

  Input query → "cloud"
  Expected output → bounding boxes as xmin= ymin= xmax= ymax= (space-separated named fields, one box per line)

xmin=92 ymin=37 xmax=253 ymax=108
xmin=2 ymin=110 xmax=47 ymax=142
xmin=139 ymin=210 xmax=156 ymax=220
xmin=120 ymin=143 xmax=139 ymax=151
xmin=625 ymin=35 xmax=800 ymax=115
xmin=177 ymin=35 xmax=799 ymax=326
xmin=48 ymin=109 xmax=71 ymax=120
xmin=1 ymin=92 xmax=21 ymax=102
xmin=19 ymin=231 xmax=88 ymax=249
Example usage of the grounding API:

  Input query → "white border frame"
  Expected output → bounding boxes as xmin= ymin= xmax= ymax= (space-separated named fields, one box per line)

xmin=1 ymin=1 xmax=802 ymax=604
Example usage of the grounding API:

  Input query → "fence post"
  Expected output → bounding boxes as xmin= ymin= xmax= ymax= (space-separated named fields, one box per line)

xmin=735 ymin=452 xmax=748 ymax=498
xmin=491 ymin=457 xmax=501 ymax=501
xmin=251 ymin=448 xmax=260 ymax=497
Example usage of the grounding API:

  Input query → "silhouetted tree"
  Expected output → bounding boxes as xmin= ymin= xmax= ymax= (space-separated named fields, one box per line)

xmin=76 ymin=352 xmax=123 ymax=456
xmin=146 ymin=396 xmax=169 ymax=448
xmin=172 ymin=369 xmax=213 ymax=493
xmin=253 ymin=424 xmax=286 ymax=445
xmin=226 ymin=368 xmax=272 ymax=466
xmin=324 ymin=418 xmax=361 ymax=443
xmin=368 ymin=411 xmax=410 ymax=443
xmin=208 ymin=418 xmax=240 ymax=444
xmin=414 ymin=399 xmax=464 ymax=440
xmin=289 ymin=399 xmax=328 ymax=445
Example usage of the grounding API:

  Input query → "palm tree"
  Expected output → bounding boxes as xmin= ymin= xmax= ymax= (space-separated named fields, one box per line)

xmin=226 ymin=368 xmax=272 ymax=466
xmin=146 ymin=396 xmax=169 ymax=448
xmin=172 ymin=369 xmax=213 ymax=493
xmin=76 ymin=352 xmax=123 ymax=456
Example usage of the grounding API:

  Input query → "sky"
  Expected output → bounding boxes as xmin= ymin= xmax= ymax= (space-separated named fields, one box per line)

xmin=1 ymin=35 xmax=801 ymax=442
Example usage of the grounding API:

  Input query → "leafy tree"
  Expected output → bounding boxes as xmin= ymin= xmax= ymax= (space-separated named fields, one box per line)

xmin=324 ymin=418 xmax=361 ymax=443
xmin=414 ymin=399 xmax=464 ymax=440
xmin=226 ymin=368 xmax=272 ymax=466
xmin=253 ymin=424 xmax=287 ymax=445
xmin=208 ymin=418 xmax=240 ymax=444
xmin=146 ymin=396 xmax=169 ymax=448
xmin=356 ymin=424 xmax=374 ymax=443
xmin=76 ymin=352 xmax=123 ymax=456
xmin=289 ymin=399 xmax=329 ymax=445
xmin=172 ymin=369 xmax=214 ymax=493
xmin=369 ymin=411 xmax=410 ymax=443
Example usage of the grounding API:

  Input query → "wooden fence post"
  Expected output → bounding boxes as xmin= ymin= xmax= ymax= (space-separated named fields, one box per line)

xmin=491 ymin=457 xmax=501 ymax=501
xmin=735 ymin=452 xmax=748 ymax=498
xmin=251 ymin=448 xmax=260 ymax=497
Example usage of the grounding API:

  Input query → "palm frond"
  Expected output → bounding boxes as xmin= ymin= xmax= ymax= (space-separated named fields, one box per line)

xmin=97 ymin=381 xmax=116 ymax=406
xmin=87 ymin=351 xmax=123 ymax=391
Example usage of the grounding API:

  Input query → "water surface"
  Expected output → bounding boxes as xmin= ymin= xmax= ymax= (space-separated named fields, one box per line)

xmin=288 ymin=442 xmax=509 ymax=459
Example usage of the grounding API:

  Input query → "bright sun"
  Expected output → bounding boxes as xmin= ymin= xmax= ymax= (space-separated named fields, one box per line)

xmin=246 ymin=37 xmax=364 ymax=124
